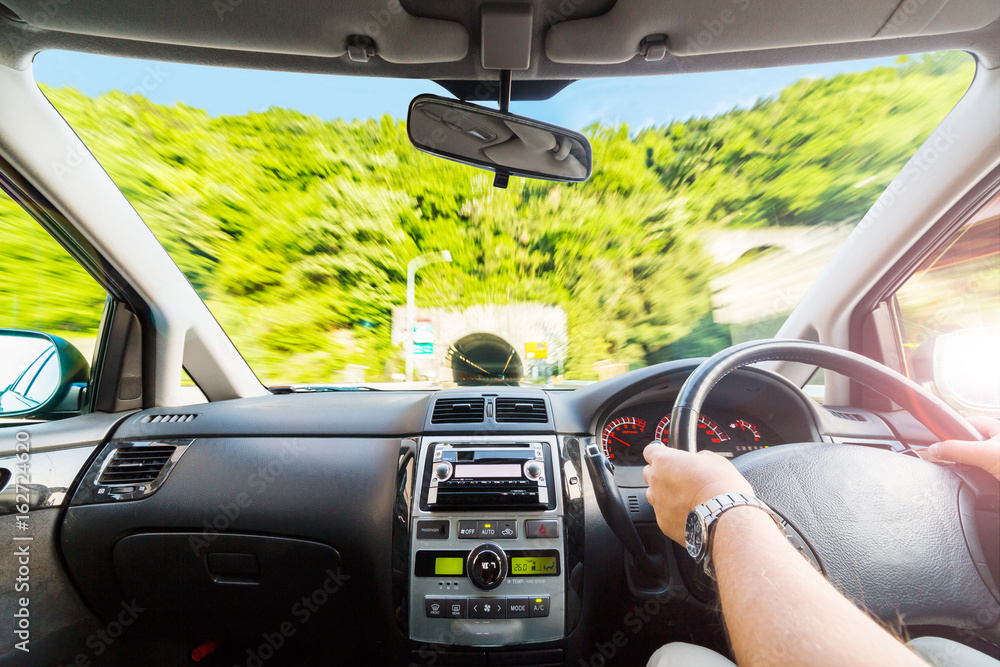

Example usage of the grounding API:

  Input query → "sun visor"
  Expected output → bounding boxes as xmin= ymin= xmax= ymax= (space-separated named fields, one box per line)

xmin=1 ymin=0 xmax=469 ymax=64
xmin=544 ymin=0 xmax=1000 ymax=64
xmin=876 ymin=0 xmax=1000 ymax=38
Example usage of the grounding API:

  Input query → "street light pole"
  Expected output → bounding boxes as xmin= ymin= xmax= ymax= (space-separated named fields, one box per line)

xmin=405 ymin=250 xmax=452 ymax=382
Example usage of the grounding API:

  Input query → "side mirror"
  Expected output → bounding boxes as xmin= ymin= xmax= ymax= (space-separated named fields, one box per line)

xmin=0 ymin=329 xmax=90 ymax=419
xmin=407 ymin=94 xmax=592 ymax=186
xmin=912 ymin=327 xmax=1000 ymax=418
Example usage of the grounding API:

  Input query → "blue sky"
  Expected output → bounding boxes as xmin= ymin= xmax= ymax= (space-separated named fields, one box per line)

xmin=33 ymin=50 xmax=898 ymax=130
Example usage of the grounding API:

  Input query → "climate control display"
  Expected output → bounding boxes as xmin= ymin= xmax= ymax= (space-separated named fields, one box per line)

xmin=510 ymin=555 xmax=558 ymax=574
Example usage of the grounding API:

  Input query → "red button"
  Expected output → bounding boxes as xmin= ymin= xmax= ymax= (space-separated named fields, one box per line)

xmin=525 ymin=520 xmax=558 ymax=538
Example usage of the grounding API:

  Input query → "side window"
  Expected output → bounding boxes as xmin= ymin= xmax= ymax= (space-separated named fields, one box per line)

xmin=0 ymin=190 xmax=107 ymax=422
xmin=895 ymin=191 xmax=1000 ymax=414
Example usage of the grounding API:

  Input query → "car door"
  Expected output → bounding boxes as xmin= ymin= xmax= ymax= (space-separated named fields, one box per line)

xmin=1 ymin=169 xmax=152 ymax=664
xmin=849 ymin=183 xmax=1000 ymax=590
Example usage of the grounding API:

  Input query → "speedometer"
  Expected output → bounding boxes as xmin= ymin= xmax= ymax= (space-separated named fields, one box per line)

xmin=601 ymin=417 xmax=647 ymax=465
xmin=655 ymin=415 xmax=732 ymax=455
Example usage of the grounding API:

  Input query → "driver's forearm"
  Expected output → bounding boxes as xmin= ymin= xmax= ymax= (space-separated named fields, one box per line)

xmin=712 ymin=506 xmax=928 ymax=667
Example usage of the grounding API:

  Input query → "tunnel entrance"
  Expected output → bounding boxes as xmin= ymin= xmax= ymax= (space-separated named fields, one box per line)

xmin=448 ymin=333 xmax=523 ymax=386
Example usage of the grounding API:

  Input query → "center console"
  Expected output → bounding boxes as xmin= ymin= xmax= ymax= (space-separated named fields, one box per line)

xmin=408 ymin=436 xmax=567 ymax=647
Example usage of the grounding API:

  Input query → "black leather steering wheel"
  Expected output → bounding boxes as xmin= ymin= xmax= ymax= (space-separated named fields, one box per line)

xmin=665 ymin=339 xmax=1000 ymax=640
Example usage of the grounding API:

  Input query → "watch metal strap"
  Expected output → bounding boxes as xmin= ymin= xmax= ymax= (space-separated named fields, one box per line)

xmin=701 ymin=492 xmax=773 ymax=519
xmin=698 ymin=492 xmax=783 ymax=578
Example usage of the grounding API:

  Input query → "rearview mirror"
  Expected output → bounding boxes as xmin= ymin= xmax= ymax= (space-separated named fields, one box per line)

xmin=913 ymin=327 xmax=1000 ymax=418
xmin=407 ymin=94 xmax=592 ymax=186
xmin=0 ymin=329 xmax=90 ymax=419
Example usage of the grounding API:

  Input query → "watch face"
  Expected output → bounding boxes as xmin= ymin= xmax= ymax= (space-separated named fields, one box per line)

xmin=685 ymin=511 xmax=704 ymax=560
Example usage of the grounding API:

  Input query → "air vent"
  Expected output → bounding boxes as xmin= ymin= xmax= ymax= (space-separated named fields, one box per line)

xmin=98 ymin=445 xmax=177 ymax=486
xmin=431 ymin=398 xmax=485 ymax=424
xmin=829 ymin=410 xmax=867 ymax=422
xmin=495 ymin=398 xmax=548 ymax=423
xmin=140 ymin=413 xmax=197 ymax=423
xmin=627 ymin=494 xmax=640 ymax=515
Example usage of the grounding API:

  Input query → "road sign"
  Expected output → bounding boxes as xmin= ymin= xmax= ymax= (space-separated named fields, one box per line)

xmin=414 ymin=319 xmax=434 ymax=355
xmin=526 ymin=341 xmax=547 ymax=360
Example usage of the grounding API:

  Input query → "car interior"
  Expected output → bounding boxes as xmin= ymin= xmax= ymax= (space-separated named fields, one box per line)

xmin=0 ymin=0 xmax=999 ymax=665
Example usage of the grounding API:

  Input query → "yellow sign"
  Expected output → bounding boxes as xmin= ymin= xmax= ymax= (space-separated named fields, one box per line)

xmin=525 ymin=342 xmax=547 ymax=360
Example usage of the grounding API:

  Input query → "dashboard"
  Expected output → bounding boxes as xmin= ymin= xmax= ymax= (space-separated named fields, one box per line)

xmin=10 ymin=359 xmax=914 ymax=667
xmin=601 ymin=405 xmax=782 ymax=464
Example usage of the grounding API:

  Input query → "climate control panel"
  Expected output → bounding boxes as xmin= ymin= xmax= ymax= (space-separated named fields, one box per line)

xmin=409 ymin=436 xmax=565 ymax=647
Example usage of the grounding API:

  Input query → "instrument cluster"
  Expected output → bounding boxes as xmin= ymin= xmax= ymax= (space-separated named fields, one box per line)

xmin=600 ymin=404 xmax=781 ymax=465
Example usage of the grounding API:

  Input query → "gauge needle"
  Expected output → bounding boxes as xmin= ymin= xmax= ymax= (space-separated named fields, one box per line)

xmin=609 ymin=433 xmax=632 ymax=447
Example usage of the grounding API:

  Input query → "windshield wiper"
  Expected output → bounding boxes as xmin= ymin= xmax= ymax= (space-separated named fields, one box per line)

xmin=269 ymin=385 xmax=383 ymax=394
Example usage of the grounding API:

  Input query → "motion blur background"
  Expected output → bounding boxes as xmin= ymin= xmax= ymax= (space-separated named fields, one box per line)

xmin=2 ymin=50 xmax=996 ymax=388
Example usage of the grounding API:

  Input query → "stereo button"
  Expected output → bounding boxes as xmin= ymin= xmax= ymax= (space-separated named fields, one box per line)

xmin=524 ymin=461 xmax=543 ymax=480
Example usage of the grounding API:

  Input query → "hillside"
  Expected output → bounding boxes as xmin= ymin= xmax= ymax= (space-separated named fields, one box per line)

xmin=0 ymin=52 xmax=974 ymax=383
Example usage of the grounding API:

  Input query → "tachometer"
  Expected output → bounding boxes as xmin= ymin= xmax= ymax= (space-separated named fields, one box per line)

xmin=655 ymin=414 xmax=731 ymax=454
xmin=729 ymin=419 xmax=760 ymax=441
xmin=729 ymin=418 xmax=769 ymax=455
xmin=601 ymin=417 xmax=647 ymax=465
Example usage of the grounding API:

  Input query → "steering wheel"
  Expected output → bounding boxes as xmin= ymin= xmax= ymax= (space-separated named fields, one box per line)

xmin=588 ymin=339 xmax=1000 ymax=642
xmin=667 ymin=338 xmax=984 ymax=450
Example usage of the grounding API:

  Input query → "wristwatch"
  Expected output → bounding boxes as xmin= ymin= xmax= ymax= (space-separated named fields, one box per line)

xmin=685 ymin=492 xmax=783 ymax=577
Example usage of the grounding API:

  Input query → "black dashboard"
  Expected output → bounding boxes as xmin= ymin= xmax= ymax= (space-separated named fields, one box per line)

xmin=6 ymin=359 xmax=930 ymax=666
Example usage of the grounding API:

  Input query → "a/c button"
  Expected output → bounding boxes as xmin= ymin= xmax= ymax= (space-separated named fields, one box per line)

xmin=529 ymin=596 xmax=550 ymax=617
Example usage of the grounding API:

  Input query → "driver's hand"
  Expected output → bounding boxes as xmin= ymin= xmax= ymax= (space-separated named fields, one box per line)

xmin=642 ymin=443 xmax=753 ymax=544
xmin=922 ymin=416 xmax=1000 ymax=481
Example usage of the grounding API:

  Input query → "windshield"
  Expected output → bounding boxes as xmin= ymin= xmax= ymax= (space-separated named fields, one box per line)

xmin=30 ymin=51 xmax=974 ymax=388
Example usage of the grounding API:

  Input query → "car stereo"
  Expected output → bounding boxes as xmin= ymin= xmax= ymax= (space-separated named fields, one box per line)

xmin=421 ymin=442 xmax=555 ymax=510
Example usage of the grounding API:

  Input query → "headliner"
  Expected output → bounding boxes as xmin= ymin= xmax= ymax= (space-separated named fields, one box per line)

xmin=0 ymin=0 xmax=997 ymax=99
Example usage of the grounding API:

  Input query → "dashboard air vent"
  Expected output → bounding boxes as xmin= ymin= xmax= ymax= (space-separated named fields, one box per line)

xmin=495 ymin=398 xmax=548 ymax=423
xmin=98 ymin=445 xmax=177 ymax=486
xmin=432 ymin=398 xmax=486 ymax=424
xmin=140 ymin=413 xmax=197 ymax=423
xmin=829 ymin=410 xmax=867 ymax=422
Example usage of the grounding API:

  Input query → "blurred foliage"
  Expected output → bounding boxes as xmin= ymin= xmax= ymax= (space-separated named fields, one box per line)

xmin=0 ymin=208 xmax=106 ymax=334
xmin=0 ymin=52 xmax=974 ymax=384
